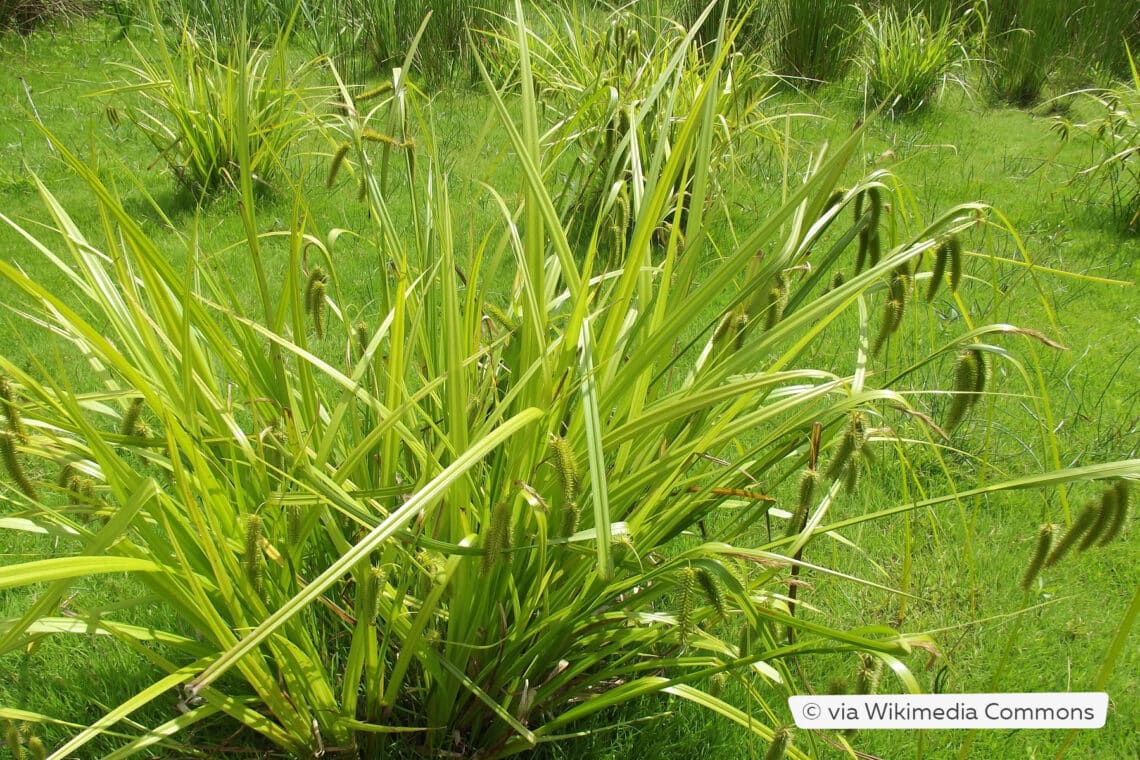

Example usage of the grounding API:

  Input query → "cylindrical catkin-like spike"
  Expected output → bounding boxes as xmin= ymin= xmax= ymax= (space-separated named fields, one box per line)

xmin=843 ymin=450 xmax=863 ymax=494
xmin=763 ymin=725 xmax=793 ymax=760
xmin=787 ymin=469 xmax=819 ymax=537
xmin=1021 ymin=524 xmax=1053 ymax=589
xmin=928 ymin=240 xmax=949 ymax=302
xmin=304 ymin=267 xmax=327 ymax=314
xmin=677 ymin=566 xmax=697 ymax=645
xmin=696 ymin=568 xmax=726 ymax=617
xmin=867 ymin=230 xmax=882 ymax=268
xmin=560 ymin=501 xmax=580 ymax=538
xmin=1045 ymin=503 xmax=1099 ymax=568
xmin=948 ymin=235 xmax=963 ymax=292
xmin=355 ymin=81 xmax=392 ymax=102
xmin=328 ymin=142 xmax=351 ymax=188
xmin=0 ymin=376 xmax=26 ymax=441
xmin=855 ymin=654 xmax=883 ymax=695
xmin=828 ymin=271 xmax=845 ymax=293
xmin=872 ymin=298 xmax=904 ymax=356
xmin=1080 ymin=491 xmax=1116 ymax=551
xmin=855 ymin=229 xmax=869 ymax=275
xmin=764 ymin=274 xmax=789 ymax=331
xmin=731 ymin=313 xmax=750 ymax=353
xmin=825 ymin=419 xmax=861 ymax=481
xmin=285 ymin=504 xmax=303 ymax=548
xmin=0 ymin=430 xmax=36 ymax=500
xmin=550 ymin=436 xmax=580 ymax=505
xmin=244 ymin=514 xmax=264 ymax=593
xmin=120 ymin=397 xmax=144 ymax=437
xmin=354 ymin=321 xmax=369 ymax=359
xmin=359 ymin=565 xmax=384 ymax=623
xmin=57 ymin=463 xmax=76 ymax=489
xmin=945 ymin=349 xmax=981 ymax=433
xmin=1097 ymin=481 xmax=1131 ymax=546
xmin=27 ymin=736 xmax=45 ymax=760
xmin=867 ymin=187 xmax=882 ymax=227
xmin=482 ymin=502 xmax=512 ymax=573
xmin=361 ymin=129 xmax=400 ymax=146
xmin=709 ymin=671 xmax=729 ymax=698
xmin=484 ymin=302 xmax=518 ymax=332
xmin=311 ymin=281 xmax=328 ymax=338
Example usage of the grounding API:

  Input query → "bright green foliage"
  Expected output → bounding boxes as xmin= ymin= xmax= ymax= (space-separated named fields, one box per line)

xmin=1 ymin=3 xmax=1138 ymax=759
xmin=859 ymin=5 xmax=971 ymax=113
xmin=104 ymin=4 xmax=324 ymax=194
xmin=1056 ymin=44 xmax=1140 ymax=232
xmin=487 ymin=1 xmax=778 ymax=259
xmin=770 ymin=0 xmax=861 ymax=88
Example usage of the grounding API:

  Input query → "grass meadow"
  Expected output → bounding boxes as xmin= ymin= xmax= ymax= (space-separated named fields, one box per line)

xmin=0 ymin=1 xmax=1137 ymax=758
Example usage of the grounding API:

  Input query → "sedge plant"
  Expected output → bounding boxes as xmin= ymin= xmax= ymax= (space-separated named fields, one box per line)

xmin=858 ymin=4 xmax=972 ymax=114
xmin=0 ymin=2 xmax=1138 ymax=758
xmin=103 ymin=2 xmax=326 ymax=195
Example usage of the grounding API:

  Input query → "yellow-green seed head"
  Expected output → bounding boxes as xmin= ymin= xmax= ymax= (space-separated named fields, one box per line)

xmin=311 ymin=281 xmax=328 ymax=338
xmin=696 ymin=568 xmax=726 ymax=617
xmin=244 ymin=514 xmax=264 ymax=593
xmin=0 ymin=375 xmax=26 ymax=441
xmin=355 ymin=81 xmax=393 ymax=102
xmin=328 ymin=142 xmax=351 ymax=188
xmin=549 ymin=436 xmax=580 ymax=505
xmin=1097 ymin=481 xmax=1131 ymax=546
xmin=927 ymin=239 xmax=949 ymax=302
xmin=1045 ymin=502 xmax=1099 ymax=568
xmin=5 ymin=723 xmax=22 ymax=760
xmin=27 ymin=735 xmax=45 ymax=760
xmin=945 ymin=349 xmax=982 ymax=432
xmin=1021 ymin=524 xmax=1053 ymax=589
xmin=948 ymin=235 xmax=963 ymax=291
xmin=0 ymin=430 xmax=36 ymax=500
xmin=482 ymin=502 xmax=512 ymax=573
xmin=677 ymin=566 xmax=697 ymax=645
xmin=763 ymin=725 xmax=793 ymax=760
xmin=304 ymin=267 xmax=328 ymax=315
xmin=120 ymin=397 xmax=145 ymax=437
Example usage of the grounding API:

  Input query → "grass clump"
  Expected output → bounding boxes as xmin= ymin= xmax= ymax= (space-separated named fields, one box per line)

xmin=859 ymin=5 xmax=972 ymax=113
xmin=1056 ymin=45 xmax=1140 ymax=232
xmin=103 ymin=4 xmax=324 ymax=195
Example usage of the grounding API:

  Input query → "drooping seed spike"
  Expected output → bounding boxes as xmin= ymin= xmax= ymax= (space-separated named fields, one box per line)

xmin=1021 ymin=524 xmax=1053 ymax=589
xmin=928 ymin=240 xmax=949 ymax=302
xmin=361 ymin=128 xmax=400 ymax=146
xmin=549 ymin=436 xmax=580 ymax=505
xmin=696 ymin=568 xmax=726 ymax=617
xmin=0 ymin=375 xmax=26 ymax=441
xmin=304 ymin=267 xmax=327 ymax=315
xmin=484 ymin=302 xmax=518 ymax=332
xmin=355 ymin=81 xmax=392 ymax=102
xmin=948 ymin=235 xmax=963 ymax=291
xmin=855 ymin=653 xmax=883 ymax=695
xmin=709 ymin=671 xmax=730 ymax=698
xmin=0 ymin=430 xmax=36 ymax=500
xmin=244 ymin=514 xmax=264 ymax=593
xmin=1080 ymin=491 xmax=1116 ymax=551
xmin=762 ymin=725 xmax=793 ymax=760
xmin=1097 ymin=481 xmax=1131 ymax=546
xmin=945 ymin=349 xmax=981 ymax=433
xmin=855 ymin=228 xmax=869 ymax=275
xmin=560 ymin=501 xmax=580 ymax=538
xmin=843 ymin=450 xmax=863 ymax=494
xmin=1044 ymin=502 xmax=1099 ymax=567
xmin=482 ymin=502 xmax=512 ymax=573
xmin=677 ymin=566 xmax=697 ymax=645
xmin=764 ymin=274 xmax=789 ymax=331
xmin=872 ymin=298 xmax=904 ymax=356
xmin=120 ymin=397 xmax=145 ymax=437
xmin=354 ymin=321 xmax=369 ymax=359
xmin=285 ymin=504 xmax=303 ymax=548
xmin=867 ymin=230 xmax=881 ymax=267
xmin=311 ymin=281 xmax=328 ymax=338
xmin=731 ymin=312 xmax=750 ymax=353
xmin=825 ymin=426 xmax=858 ymax=481
xmin=867 ymin=187 xmax=883 ymax=227
xmin=27 ymin=736 xmax=45 ymax=760
xmin=327 ymin=142 xmax=351 ymax=188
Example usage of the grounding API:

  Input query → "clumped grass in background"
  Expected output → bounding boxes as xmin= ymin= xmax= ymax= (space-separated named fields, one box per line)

xmin=859 ymin=4 xmax=971 ymax=113
xmin=769 ymin=0 xmax=861 ymax=88
xmin=0 ymin=0 xmax=87 ymax=33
